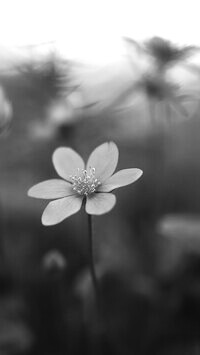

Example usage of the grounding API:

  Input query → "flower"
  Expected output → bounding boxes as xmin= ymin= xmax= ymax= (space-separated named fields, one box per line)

xmin=108 ymin=70 xmax=193 ymax=123
xmin=144 ymin=36 xmax=197 ymax=69
xmin=117 ymin=37 xmax=199 ymax=124
xmin=28 ymin=142 xmax=143 ymax=225
xmin=124 ymin=36 xmax=199 ymax=72
xmin=140 ymin=73 xmax=193 ymax=120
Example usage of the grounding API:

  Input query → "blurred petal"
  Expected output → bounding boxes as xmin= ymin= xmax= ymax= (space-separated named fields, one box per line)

xmin=86 ymin=142 xmax=119 ymax=182
xmin=85 ymin=193 xmax=116 ymax=215
xmin=28 ymin=179 xmax=74 ymax=199
xmin=0 ymin=87 xmax=12 ymax=133
xmin=53 ymin=147 xmax=85 ymax=181
xmin=42 ymin=195 xmax=83 ymax=225
xmin=98 ymin=169 xmax=143 ymax=192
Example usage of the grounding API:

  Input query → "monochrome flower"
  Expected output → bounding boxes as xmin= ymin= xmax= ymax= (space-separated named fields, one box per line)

xmin=28 ymin=142 xmax=143 ymax=225
xmin=144 ymin=36 xmax=197 ymax=69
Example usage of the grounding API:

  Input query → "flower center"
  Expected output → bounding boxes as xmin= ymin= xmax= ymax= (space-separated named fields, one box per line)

xmin=70 ymin=167 xmax=101 ymax=196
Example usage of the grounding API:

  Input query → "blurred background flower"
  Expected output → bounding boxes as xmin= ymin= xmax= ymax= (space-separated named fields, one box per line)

xmin=0 ymin=86 xmax=12 ymax=134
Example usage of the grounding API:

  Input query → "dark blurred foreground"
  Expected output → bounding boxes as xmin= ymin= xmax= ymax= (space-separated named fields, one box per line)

xmin=0 ymin=54 xmax=200 ymax=355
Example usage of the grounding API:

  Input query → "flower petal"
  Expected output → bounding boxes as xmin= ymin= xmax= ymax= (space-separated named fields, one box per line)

xmin=52 ymin=147 xmax=85 ymax=181
xmin=86 ymin=142 xmax=119 ymax=182
xmin=42 ymin=195 xmax=83 ymax=225
xmin=28 ymin=179 xmax=74 ymax=199
xmin=85 ymin=193 xmax=116 ymax=215
xmin=98 ymin=168 xmax=143 ymax=192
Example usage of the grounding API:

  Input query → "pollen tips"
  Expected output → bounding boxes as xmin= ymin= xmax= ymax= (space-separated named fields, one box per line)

xmin=70 ymin=167 xmax=101 ymax=196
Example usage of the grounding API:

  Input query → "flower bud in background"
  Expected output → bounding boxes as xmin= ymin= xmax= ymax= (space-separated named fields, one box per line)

xmin=0 ymin=86 xmax=12 ymax=134
xmin=42 ymin=249 xmax=67 ymax=273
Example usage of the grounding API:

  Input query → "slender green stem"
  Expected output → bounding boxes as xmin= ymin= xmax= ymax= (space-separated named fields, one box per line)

xmin=88 ymin=214 xmax=99 ymax=300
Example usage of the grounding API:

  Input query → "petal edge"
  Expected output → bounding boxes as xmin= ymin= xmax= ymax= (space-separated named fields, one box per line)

xmin=85 ymin=193 xmax=116 ymax=215
xmin=52 ymin=147 xmax=85 ymax=181
xmin=98 ymin=168 xmax=143 ymax=192
xmin=42 ymin=195 xmax=83 ymax=225
xmin=28 ymin=179 xmax=74 ymax=199
xmin=86 ymin=142 xmax=119 ymax=182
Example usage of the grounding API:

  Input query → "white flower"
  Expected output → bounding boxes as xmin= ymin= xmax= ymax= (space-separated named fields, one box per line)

xmin=28 ymin=142 xmax=143 ymax=225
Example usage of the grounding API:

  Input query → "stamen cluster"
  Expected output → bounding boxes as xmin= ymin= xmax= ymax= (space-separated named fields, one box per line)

xmin=70 ymin=167 xmax=101 ymax=196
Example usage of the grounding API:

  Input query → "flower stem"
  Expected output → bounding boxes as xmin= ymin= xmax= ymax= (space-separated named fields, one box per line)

xmin=87 ymin=214 xmax=99 ymax=300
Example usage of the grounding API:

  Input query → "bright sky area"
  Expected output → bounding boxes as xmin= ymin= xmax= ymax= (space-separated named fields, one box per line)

xmin=0 ymin=0 xmax=199 ymax=64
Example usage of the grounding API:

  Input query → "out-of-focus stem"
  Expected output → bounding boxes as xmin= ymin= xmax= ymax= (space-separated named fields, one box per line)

xmin=148 ymin=98 xmax=157 ymax=126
